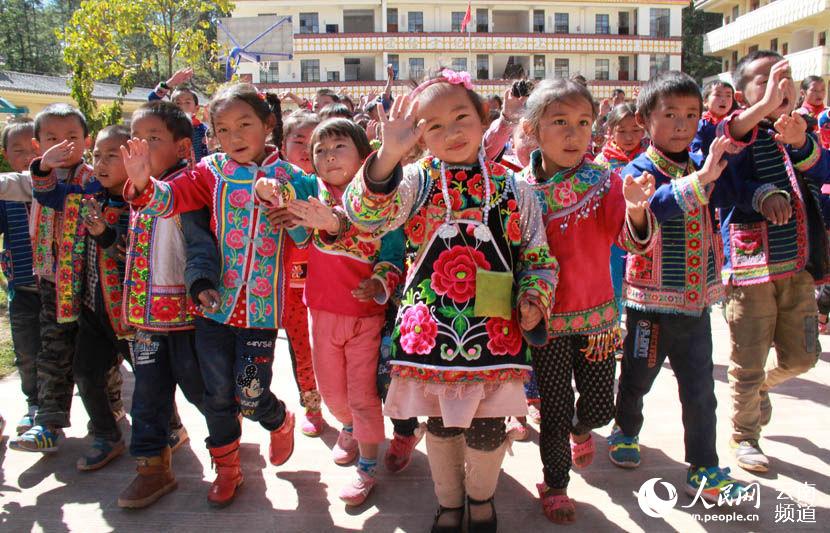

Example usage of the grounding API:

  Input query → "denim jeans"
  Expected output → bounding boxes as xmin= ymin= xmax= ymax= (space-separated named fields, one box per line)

xmin=9 ymin=286 xmax=41 ymax=408
xmin=615 ymin=307 xmax=718 ymax=468
xmin=195 ymin=317 xmax=285 ymax=448
xmin=129 ymin=329 xmax=205 ymax=457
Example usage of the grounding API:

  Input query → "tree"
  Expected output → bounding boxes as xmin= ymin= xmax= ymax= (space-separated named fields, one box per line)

xmin=0 ymin=0 xmax=79 ymax=75
xmin=60 ymin=0 xmax=232 ymax=134
xmin=682 ymin=1 xmax=723 ymax=84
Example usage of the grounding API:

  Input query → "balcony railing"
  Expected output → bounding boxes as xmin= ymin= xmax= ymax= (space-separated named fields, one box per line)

xmin=703 ymin=0 xmax=830 ymax=53
xmin=294 ymin=32 xmax=680 ymax=55
xmin=704 ymin=46 xmax=829 ymax=88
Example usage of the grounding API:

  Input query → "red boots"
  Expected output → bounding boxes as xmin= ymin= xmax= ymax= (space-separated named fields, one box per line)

xmin=207 ymin=440 xmax=243 ymax=508
xmin=269 ymin=411 xmax=295 ymax=466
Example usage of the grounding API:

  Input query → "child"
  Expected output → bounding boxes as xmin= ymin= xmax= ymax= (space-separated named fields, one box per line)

xmin=276 ymin=118 xmax=404 ymax=505
xmin=116 ymin=101 xmax=206 ymax=509
xmin=343 ymin=69 xmax=558 ymax=530
xmin=718 ymin=52 xmax=830 ymax=473
xmin=692 ymin=80 xmax=737 ymax=156
xmin=150 ymin=68 xmax=210 ymax=162
xmin=65 ymin=125 xmax=133 ymax=470
xmin=519 ymin=79 xmax=656 ymax=524
xmin=594 ymin=103 xmax=647 ymax=317
xmin=608 ymin=71 xmax=753 ymax=504
xmin=0 ymin=118 xmax=41 ymax=436
xmin=9 ymin=104 xmax=95 ymax=453
xmin=797 ymin=75 xmax=830 ymax=148
xmin=279 ymin=110 xmax=325 ymax=437
xmin=122 ymin=84 xmax=315 ymax=508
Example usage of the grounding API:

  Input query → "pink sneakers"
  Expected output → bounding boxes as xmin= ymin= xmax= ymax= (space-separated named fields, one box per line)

xmin=339 ymin=469 xmax=376 ymax=506
xmin=384 ymin=425 xmax=425 ymax=473
xmin=301 ymin=409 xmax=324 ymax=437
xmin=332 ymin=429 xmax=358 ymax=465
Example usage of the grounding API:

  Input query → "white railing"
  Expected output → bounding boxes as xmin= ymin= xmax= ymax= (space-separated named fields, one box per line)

xmin=786 ymin=45 xmax=830 ymax=80
xmin=703 ymin=0 xmax=829 ymax=53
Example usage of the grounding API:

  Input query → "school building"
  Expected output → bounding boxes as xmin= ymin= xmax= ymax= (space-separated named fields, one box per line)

xmin=230 ymin=0 xmax=687 ymax=99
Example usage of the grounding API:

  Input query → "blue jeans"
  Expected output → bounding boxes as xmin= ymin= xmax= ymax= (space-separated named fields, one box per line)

xmin=615 ymin=308 xmax=718 ymax=468
xmin=195 ymin=317 xmax=285 ymax=447
xmin=129 ymin=329 xmax=205 ymax=457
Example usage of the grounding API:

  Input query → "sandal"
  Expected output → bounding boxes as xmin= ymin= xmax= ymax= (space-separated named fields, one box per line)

xmin=537 ymin=483 xmax=576 ymax=524
xmin=430 ymin=505 xmax=464 ymax=533
xmin=467 ymin=496 xmax=497 ymax=533
xmin=570 ymin=433 xmax=595 ymax=469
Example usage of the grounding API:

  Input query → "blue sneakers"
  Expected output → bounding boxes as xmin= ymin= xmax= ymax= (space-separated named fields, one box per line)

xmin=608 ymin=426 xmax=641 ymax=468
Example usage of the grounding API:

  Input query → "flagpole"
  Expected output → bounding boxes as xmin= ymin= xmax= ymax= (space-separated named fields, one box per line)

xmin=467 ymin=2 xmax=472 ymax=76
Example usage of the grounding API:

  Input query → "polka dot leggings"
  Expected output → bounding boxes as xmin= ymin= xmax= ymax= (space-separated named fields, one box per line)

xmin=426 ymin=417 xmax=506 ymax=451
xmin=531 ymin=334 xmax=616 ymax=489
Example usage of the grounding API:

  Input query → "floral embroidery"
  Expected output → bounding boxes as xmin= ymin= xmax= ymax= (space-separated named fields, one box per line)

xmin=431 ymin=245 xmax=490 ymax=303
xmin=548 ymin=300 xmax=619 ymax=336
xmin=485 ymin=316 xmax=522 ymax=355
xmin=400 ymin=303 xmax=438 ymax=354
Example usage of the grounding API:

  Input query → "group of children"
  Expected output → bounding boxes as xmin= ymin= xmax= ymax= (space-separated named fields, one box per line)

xmin=0 ymin=48 xmax=824 ymax=531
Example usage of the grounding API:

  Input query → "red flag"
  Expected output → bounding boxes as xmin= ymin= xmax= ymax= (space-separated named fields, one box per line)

xmin=461 ymin=1 xmax=472 ymax=32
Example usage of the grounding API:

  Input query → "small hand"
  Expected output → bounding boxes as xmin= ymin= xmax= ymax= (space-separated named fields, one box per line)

xmin=774 ymin=111 xmax=808 ymax=147
xmin=698 ymin=136 xmax=730 ymax=185
xmin=40 ymin=140 xmax=75 ymax=172
xmin=376 ymin=93 xmax=426 ymax=162
xmin=266 ymin=206 xmax=300 ymax=230
xmin=81 ymin=197 xmax=106 ymax=236
xmin=599 ymin=98 xmax=612 ymax=116
xmin=352 ymin=278 xmax=384 ymax=302
xmin=120 ymin=138 xmax=152 ymax=192
xmin=366 ymin=119 xmax=381 ymax=142
xmin=761 ymin=60 xmax=791 ymax=112
xmin=386 ymin=63 xmax=395 ymax=80
xmin=167 ymin=67 xmax=193 ymax=88
xmin=519 ymin=299 xmax=543 ymax=331
xmin=286 ymin=198 xmax=340 ymax=233
xmin=622 ymin=172 xmax=654 ymax=212
xmin=254 ymin=177 xmax=283 ymax=208
xmin=197 ymin=289 xmax=221 ymax=311
xmin=760 ymin=193 xmax=792 ymax=225
xmin=502 ymin=88 xmax=526 ymax=122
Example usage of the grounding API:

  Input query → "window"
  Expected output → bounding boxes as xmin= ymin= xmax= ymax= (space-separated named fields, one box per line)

xmin=618 ymin=56 xmax=630 ymax=81
xmin=301 ymin=59 xmax=320 ymax=82
xmin=260 ymin=62 xmax=279 ymax=83
xmin=452 ymin=12 xmax=465 ymax=32
xmin=782 ymin=42 xmax=789 ymax=55
xmin=596 ymin=14 xmax=610 ymax=35
xmin=533 ymin=10 xmax=545 ymax=33
xmin=408 ymin=12 xmax=423 ymax=32
xmin=747 ymin=44 xmax=759 ymax=54
xmin=649 ymin=54 xmax=670 ymax=77
xmin=326 ymin=24 xmax=338 ymax=33
xmin=650 ymin=8 xmax=670 ymax=38
xmin=409 ymin=57 xmax=425 ymax=79
xmin=452 ymin=57 xmax=467 ymax=72
xmin=731 ymin=50 xmax=738 ymax=67
xmin=770 ymin=38 xmax=778 ymax=52
xmin=345 ymin=58 xmax=360 ymax=81
xmin=533 ymin=55 xmax=546 ymax=80
xmin=595 ymin=59 xmax=610 ymax=81
xmin=299 ymin=12 xmax=319 ymax=34
xmin=476 ymin=54 xmax=489 ymax=79
xmin=387 ymin=8 xmax=398 ymax=32
xmin=476 ymin=9 xmax=488 ymax=32
xmin=388 ymin=54 xmax=399 ymax=78
xmin=327 ymin=71 xmax=340 ymax=82
xmin=618 ymin=12 xmax=630 ymax=35
xmin=554 ymin=58 xmax=569 ymax=79
xmin=750 ymin=1 xmax=759 ymax=10
xmin=820 ymin=32 xmax=827 ymax=47
xmin=732 ymin=6 xmax=740 ymax=20
xmin=554 ymin=13 xmax=569 ymax=34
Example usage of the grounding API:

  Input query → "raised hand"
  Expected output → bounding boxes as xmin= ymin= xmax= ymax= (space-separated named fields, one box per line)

xmin=698 ymin=136 xmax=730 ymax=185
xmin=286 ymin=197 xmax=340 ymax=233
xmin=761 ymin=60 xmax=791 ymax=113
xmin=774 ymin=110 xmax=808 ymax=147
xmin=352 ymin=277 xmax=384 ymax=302
xmin=81 ymin=197 xmax=106 ymax=236
xmin=502 ymin=87 xmax=526 ymax=123
xmin=623 ymin=172 xmax=654 ymax=212
xmin=40 ymin=140 xmax=75 ymax=172
xmin=120 ymin=138 xmax=152 ymax=192
xmin=377 ymin=93 xmax=425 ymax=161
xmin=167 ymin=67 xmax=194 ymax=88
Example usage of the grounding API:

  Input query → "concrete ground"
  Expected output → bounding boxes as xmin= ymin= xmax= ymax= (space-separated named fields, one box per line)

xmin=0 ymin=308 xmax=827 ymax=532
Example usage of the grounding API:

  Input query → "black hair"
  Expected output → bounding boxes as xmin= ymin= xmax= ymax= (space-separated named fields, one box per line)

xmin=612 ymin=88 xmax=626 ymax=97
xmin=171 ymin=86 xmax=199 ymax=106
xmin=605 ymin=103 xmax=637 ymax=130
xmin=309 ymin=118 xmax=372 ymax=171
xmin=33 ymin=103 xmax=88 ymax=140
xmin=318 ymin=103 xmax=353 ymax=121
xmin=96 ymin=124 xmax=131 ymax=145
xmin=132 ymin=100 xmax=193 ymax=141
xmin=570 ymin=74 xmax=588 ymax=87
xmin=208 ymin=83 xmax=283 ymax=147
xmin=282 ymin=110 xmax=321 ymax=146
xmin=733 ymin=50 xmax=784 ymax=91
xmin=702 ymin=80 xmax=737 ymax=113
xmin=801 ymin=75 xmax=824 ymax=91
xmin=636 ymin=71 xmax=702 ymax=118
xmin=1 ymin=116 xmax=34 ymax=151
xmin=524 ymin=78 xmax=598 ymax=134
xmin=315 ymin=88 xmax=340 ymax=102
xmin=417 ymin=67 xmax=488 ymax=123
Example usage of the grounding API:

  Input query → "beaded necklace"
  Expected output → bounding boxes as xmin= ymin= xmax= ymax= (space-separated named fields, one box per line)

xmin=436 ymin=147 xmax=493 ymax=242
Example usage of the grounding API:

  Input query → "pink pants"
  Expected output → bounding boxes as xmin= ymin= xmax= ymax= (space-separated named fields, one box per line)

xmin=308 ymin=308 xmax=385 ymax=444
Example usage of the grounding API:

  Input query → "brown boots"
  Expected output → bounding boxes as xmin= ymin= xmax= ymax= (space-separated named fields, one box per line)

xmin=117 ymin=446 xmax=177 ymax=508
xmin=207 ymin=439 xmax=243 ymax=508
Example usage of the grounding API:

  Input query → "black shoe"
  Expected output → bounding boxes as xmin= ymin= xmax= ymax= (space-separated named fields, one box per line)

xmin=430 ymin=505 xmax=464 ymax=533
xmin=467 ymin=496 xmax=497 ymax=533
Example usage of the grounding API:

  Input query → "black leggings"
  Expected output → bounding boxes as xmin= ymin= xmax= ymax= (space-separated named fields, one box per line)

xmin=532 ymin=335 xmax=616 ymax=489
xmin=426 ymin=417 xmax=506 ymax=451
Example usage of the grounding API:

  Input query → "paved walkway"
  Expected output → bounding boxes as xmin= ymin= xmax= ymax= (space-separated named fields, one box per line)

xmin=0 ymin=309 xmax=827 ymax=532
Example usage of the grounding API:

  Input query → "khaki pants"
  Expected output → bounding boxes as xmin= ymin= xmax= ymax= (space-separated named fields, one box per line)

xmin=725 ymin=271 xmax=820 ymax=442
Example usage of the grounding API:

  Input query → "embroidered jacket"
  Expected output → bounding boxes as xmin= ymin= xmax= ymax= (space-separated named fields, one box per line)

xmin=126 ymin=151 xmax=318 ymax=330
xmin=344 ymin=153 xmax=558 ymax=384
xmin=291 ymin=181 xmax=405 ymax=318
xmin=520 ymin=152 xmax=657 ymax=358
xmin=718 ymin=114 xmax=830 ymax=286
xmin=691 ymin=111 xmax=727 ymax=157
xmin=593 ymin=140 xmax=645 ymax=172
xmin=123 ymin=164 xmax=195 ymax=332
xmin=622 ymin=146 xmax=741 ymax=316
xmin=30 ymin=159 xmax=100 ymax=323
